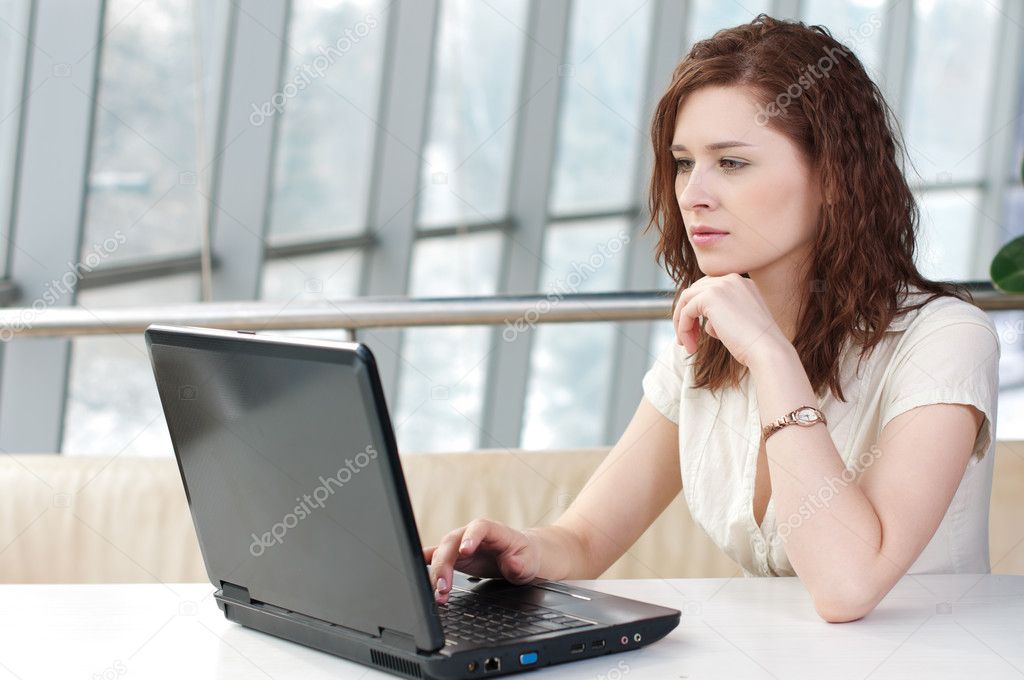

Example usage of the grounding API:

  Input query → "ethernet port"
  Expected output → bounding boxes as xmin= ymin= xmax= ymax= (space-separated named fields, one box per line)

xmin=484 ymin=656 xmax=501 ymax=672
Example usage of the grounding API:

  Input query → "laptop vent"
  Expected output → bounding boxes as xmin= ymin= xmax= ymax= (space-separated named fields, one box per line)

xmin=369 ymin=649 xmax=422 ymax=678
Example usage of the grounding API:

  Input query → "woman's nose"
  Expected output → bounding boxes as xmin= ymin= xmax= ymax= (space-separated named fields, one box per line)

xmin=678 ymin=170 xmax=716 ymax=212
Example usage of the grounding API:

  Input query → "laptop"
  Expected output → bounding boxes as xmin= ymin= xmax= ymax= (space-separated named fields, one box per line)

xmin=145 ymin=324 xmax=680 ymax=679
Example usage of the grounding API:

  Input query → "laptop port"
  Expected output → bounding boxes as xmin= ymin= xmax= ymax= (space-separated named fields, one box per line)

xmin=570 ymin=642 xmax=586 ymax=654
xmin=519 ymin=651 xmax=538 ymax=666
xmin=591 ymin=639 xmax=606 ymax=649
xmin=484 ymin=657 xmax=501 ymax=672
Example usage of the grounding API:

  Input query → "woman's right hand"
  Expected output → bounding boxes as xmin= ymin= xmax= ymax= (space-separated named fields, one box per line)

xmin=422 ymin=518 xmax=542 ymax=604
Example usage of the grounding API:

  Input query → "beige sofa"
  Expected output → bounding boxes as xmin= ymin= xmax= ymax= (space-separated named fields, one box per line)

xmin=2 ymin=444 xmax=1022 ymax=583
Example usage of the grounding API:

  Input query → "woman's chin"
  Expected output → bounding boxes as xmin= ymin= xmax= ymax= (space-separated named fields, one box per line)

xmin=698 ymin=263 xmax=746 ymax=277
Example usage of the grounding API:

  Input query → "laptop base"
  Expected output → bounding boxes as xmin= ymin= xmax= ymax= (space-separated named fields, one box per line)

xmin=215 ymin=588 xmax=678 ymax=679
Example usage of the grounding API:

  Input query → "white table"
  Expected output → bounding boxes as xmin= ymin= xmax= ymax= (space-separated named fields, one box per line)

xmin=1 ymin=575 xmax=1022 ymax=679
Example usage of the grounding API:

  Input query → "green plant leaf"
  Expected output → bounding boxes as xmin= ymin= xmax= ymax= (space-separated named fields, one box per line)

xmin=991 ymin=235 xmax=1024 ymax=293
xmin=987 ymin=152 xmax=1023 ymax=292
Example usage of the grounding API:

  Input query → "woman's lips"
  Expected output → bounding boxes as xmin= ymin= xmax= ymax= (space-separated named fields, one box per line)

xmin=692 ymin=232 xmax=729 ymax=246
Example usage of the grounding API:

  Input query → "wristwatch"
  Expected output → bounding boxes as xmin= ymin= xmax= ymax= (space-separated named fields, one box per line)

xmin=761 ymin=405 xmax=827 ymax=442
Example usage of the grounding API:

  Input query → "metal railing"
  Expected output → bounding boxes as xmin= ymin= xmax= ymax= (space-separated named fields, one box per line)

xmin=0 ymin=285 xmax=1021 ymax=339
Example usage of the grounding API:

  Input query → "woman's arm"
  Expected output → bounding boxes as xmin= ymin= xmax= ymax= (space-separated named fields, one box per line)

xmin=750 ymin=341 xmax=984 ymax=623
xmin=534 ymin=395 xmax=683 ymax=580
xmin=424 ymin=396 xmax=681 ymax=598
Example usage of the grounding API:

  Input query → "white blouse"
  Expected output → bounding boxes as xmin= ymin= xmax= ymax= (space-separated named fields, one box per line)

xmin=642 ymin=288 xmax=1000 ymax=577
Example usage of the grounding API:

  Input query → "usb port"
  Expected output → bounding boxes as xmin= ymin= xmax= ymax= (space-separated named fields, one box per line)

xmin=591 ymin=639 xmax=606 ymax=649
xmin=570 ymin=642 xmax=586 ymax=654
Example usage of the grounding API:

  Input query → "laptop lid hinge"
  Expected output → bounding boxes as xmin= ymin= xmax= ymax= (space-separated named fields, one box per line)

xmin=378 ymin=627 xmax=420 ymax=653
xmin=221 ymin=581 xmax=252 ymax=604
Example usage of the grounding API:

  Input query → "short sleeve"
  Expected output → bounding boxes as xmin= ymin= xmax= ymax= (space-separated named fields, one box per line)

xmin=879 ymin=302 xmax=1000 ymax=462
xmin=641 ymin=335 xmax=692 ymax=424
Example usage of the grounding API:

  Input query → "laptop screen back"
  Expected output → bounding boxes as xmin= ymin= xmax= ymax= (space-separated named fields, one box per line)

xmin=146 ymin=325 xmax=443 ymax=650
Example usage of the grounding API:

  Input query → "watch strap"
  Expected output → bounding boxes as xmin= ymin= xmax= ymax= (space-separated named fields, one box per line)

xmin=761 ymin=405 xmax=827 ymax=443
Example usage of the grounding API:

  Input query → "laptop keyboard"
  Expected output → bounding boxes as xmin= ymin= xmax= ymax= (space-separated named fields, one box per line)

xmin=437 ymin=589 xmax=593 ymax=645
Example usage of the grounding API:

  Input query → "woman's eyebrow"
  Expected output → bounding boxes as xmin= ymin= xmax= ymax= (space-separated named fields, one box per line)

xmin=670 ymin=141 xmax=756 ymax=152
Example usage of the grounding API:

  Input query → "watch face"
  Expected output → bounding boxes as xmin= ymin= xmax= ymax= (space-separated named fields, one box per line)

xmin=795 ymin=407 xmax=818 ymax=423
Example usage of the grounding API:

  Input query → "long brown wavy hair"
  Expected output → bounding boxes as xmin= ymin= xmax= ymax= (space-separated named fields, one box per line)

xmin=644 ymin=14 xmax=971 ymax=402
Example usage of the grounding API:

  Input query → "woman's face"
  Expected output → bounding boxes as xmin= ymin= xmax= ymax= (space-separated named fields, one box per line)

xmin=671 ymin=85 xmax=823 ymax=278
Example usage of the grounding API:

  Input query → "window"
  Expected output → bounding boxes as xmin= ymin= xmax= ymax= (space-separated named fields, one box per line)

xmin=0 ymin=0 xmax=29 ymax=277
xmin=521 ymin=218 xmax=630 ymax=449
xmin=259 ymin=249 xmax=364 ymax=344
xmin=685 ymin=0 xmax=770 ymax=47
xmin=267 ymin=0 xmax=388 ymax=243
xmin=992 ymin=308 xmax=1024 ymax=440
xmin=417 ymin=0 xmax=528 ymax=228
xmin=62 ymin=274 xmax=201 ymax=456
xmin=394 ymin=231 xmax=503 ymax=452
xmin=520 ymin=0 xmax=651 ymax=449
xmin=389 ymin=0 xmax=530 ymax=452
xmin=915 ymin=188 xmax=982 ymax=281
xmin=6 ymin=0 xmax=1024 ymax=457
xmin=1012 ymin=85 xmax=1024 ymax=182
xmin=648 ymin=266 xmax=676 ymax=368
xmin=800 ymin=0 xmax=885 ymax=78
xmin=904 ymin=0 xmax=1000 ymax=187
xmin=549 ymin=0 xmax=653 ymax=216
xmin=903 ymin=0 xmax=1001 ymax=280
xmin=994 ymin=85 xmax=1024 ymax=439
xmin=260 ymin=250 xmax=363 ymax=303
xmin=83 ymin=0 xmax=217 ymax=266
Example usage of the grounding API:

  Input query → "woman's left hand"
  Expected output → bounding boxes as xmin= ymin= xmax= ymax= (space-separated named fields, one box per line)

xmin=673 ymin=273 xmax=791 ymax=369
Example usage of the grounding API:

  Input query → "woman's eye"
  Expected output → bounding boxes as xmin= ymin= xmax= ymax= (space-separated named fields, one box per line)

xmin=673 ymin=158 xmax=745 ymax=173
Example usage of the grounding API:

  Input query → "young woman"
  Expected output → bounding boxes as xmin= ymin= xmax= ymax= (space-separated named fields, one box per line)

xmin=424 ymin=14 xmax=1000 ymax=623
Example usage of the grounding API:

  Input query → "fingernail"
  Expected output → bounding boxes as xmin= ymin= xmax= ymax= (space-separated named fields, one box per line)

xmin=437 ymin=576 xmax=447 ymax=593
xmin=459 ymin=539 xmax=471 ymax=552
